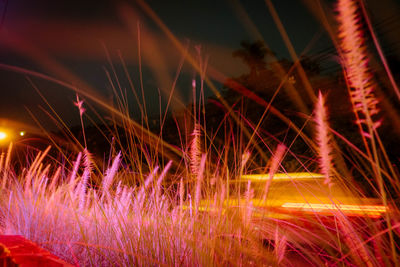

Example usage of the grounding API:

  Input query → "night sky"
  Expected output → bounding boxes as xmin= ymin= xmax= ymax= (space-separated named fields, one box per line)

xmin=0 ymin=0 xmax=399 ymax=131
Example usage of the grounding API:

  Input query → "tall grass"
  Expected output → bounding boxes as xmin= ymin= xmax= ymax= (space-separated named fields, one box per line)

xmin=0 ymin=144 xmax=280 ymax=266
xmin=0 ymin=0 xmax=399 ymax=266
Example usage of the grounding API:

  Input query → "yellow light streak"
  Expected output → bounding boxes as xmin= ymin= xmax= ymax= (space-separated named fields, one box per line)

xmin=281 ymin=202 xmax=387 ymax=217
xmin=0 ymin=131 xmax=6 ymax=140
xmin=241 ymin=172 xmax=325 ymax=181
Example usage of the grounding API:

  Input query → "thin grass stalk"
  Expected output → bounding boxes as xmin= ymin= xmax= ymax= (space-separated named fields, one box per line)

xmin=179 ymin=177 xmax=184 ymax=220
xmin=240 ymin=151 xmax=251 ymax=177
xmin=74 ymin=94 xmax=87 ymax=148
xmin=358 ymin=0 xmax=400 ymax=103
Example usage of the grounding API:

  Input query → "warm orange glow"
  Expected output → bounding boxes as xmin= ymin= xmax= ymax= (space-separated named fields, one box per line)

xmin=241 ymin=172 xmax=325 ymax=181
xmin=281 ymin=202 xmax=387 ymax=217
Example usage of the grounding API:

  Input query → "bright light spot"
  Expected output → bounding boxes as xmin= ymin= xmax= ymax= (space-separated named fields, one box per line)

xmin=241 ymin=172 xmax=325 ymax=181
xmin=0 ymin=132 xmax=7 ymax=140
xmin=19 ymin=131 xmax=25 ymax=136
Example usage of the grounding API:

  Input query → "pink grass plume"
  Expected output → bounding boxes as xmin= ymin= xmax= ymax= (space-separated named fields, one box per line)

xmin=78 ymin=149 xmax=92 ymax=210
xmin=190 ymin=123 xmax=202 ymax=177
xmin=102 ymin=152 xmax=122 ymax=198
xmin=336 ymin=0 xmax=381 ymax=136
xmin=315 ymin=91 xmax=333 ymax=185
xmin=155 ymin=160 xmax=172 ymax=202
xmin=74 ymin=94 xmax=86 ymax=116
xmin=74 ymin=93 xmax=87 ymax=148
xmin=262 ymin=143 xmax=286 ymax=201
xmin=195 ymin=153 xmax=207 ymax=212
xmin=274 ymin=229 xmax=287 ymax=265
xmin=68 ymin=152 xmax=82 ymax=185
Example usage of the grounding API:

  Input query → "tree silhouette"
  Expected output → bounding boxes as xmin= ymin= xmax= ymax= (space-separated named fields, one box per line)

xmin=232 ymin=40 xmax=274 ymax=75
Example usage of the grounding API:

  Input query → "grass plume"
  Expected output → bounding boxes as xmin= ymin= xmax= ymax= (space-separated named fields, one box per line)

xmin=314 ymin=91 xmax=333 ymax=185
xmin=336 ymin=0 xmax=381 ymax=137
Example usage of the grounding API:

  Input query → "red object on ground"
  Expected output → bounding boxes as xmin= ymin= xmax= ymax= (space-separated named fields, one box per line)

xmin=0 ymin=235 xmax=74 ymax=267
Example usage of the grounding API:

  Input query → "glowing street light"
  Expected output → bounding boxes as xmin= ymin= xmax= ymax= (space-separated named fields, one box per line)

xmin=0 ymin=131 xmax=7 ymax=140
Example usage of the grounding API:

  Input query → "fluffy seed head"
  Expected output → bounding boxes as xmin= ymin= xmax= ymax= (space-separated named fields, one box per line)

xmin=336 ymin=0 xmax=381 ymax=134
xmin=315 ymin=91 xmax=333 ymax=185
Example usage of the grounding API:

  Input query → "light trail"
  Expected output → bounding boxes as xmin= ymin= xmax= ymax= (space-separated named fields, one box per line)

xmin=281 ymin=202 xmax=388 ymax=217
xmin=241 ymin=172 xmax=325 ymax=181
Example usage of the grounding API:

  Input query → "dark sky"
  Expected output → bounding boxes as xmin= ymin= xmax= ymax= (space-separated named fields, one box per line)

xmin=8 ymin=0 xmax=320 ymax=51
xmin=0 ymin=0 xmax=399 ymax=131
